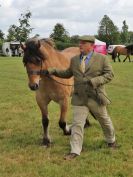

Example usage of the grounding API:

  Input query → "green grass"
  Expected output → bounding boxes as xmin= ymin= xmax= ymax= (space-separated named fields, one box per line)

xmin=0 ymin=56 xmax=133 ymax=177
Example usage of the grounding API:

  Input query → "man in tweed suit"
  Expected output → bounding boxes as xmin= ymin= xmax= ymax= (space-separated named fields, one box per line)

xmin=48 ymin=35 xmax=117 ymax=160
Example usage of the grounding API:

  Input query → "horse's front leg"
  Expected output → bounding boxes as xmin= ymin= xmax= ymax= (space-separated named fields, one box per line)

xmin=36 ymin=93 xmax=51 ymax=147
xmin=59 ymin=98 xmax=71 ymax=136
xmin=41 ymin=109 xmax=51 ymax=147
xmin=118 ymin=54 xmax=121 ymax=62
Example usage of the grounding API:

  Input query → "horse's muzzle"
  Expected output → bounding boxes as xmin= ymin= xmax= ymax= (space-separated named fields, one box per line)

xmin=29 ymin=83 xmax=39 ymax=91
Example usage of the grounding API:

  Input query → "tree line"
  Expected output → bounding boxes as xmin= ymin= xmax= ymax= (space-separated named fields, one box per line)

xmin=96 ymin=15 xmax=133 ymax=46
xmin=0 ymin=12 xmax=133 ymax=50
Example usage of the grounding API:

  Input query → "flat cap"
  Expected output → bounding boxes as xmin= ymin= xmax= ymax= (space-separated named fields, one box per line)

xmin=79 ymin=35 xmax=95 ymax=43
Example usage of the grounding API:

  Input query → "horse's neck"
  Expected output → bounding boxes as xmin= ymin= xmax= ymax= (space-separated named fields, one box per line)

xmin=43 ymin=50 xmax=70 ymax=69
xmin=61 ymin=47 xmax=80 ymax=61
xmin=42 ymin=47 xmax=65 ymax=69
xmin=41 ymin=46 xmax=79 ymax=70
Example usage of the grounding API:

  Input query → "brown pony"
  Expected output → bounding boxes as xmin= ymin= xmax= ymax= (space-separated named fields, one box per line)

xmin=112 ymin=46 xmax=131 ymax=62
xmin=21 ymin=38 xmax=89 ymax=146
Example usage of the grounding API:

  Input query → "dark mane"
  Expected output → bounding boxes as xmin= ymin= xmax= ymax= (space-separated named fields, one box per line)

xmin=23 ymin=37 xmax=55 ymax=65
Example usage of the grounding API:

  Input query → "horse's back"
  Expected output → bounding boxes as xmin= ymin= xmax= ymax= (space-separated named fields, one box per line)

xmin=61 ymin=47 xmax=80 ymax=60
xmin=115 ymin=46 xmax=128 ymax=55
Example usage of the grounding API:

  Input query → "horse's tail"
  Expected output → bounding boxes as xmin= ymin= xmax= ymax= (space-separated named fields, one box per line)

xmin=112 ymin=47 xmax=117 ymax=60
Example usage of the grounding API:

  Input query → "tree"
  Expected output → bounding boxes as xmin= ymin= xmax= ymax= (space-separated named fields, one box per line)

xmin=7 ymin=11 xmax=33 ymax=42
xmin=70 ymin=35 xmax=79 ymax=44
xmin=7 ymin=25 xmax=17 ymax=41
xmin=98 ymin=15 xmax=120 ymax=45
xmin=50 ymin=23 xmax=70 ymax=43
xmin=120 ymin=20 xmax=129 ymax=44
xmin=0 ymin=29 xmax=4 ymax=40
xmin=0 ymin=29 xmax=5 ymax=50
xmin=128 ymin=31 xmax=133 ymax=44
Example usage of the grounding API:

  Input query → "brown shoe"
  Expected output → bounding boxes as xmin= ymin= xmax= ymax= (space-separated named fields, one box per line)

xmin=107 ymin=142 xmax=120 ymax=149
xmin=64 ymin=153 xmax=78 ymax=160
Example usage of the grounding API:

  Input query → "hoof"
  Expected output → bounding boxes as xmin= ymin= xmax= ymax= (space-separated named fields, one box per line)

xmin=42 ymin=138 xmax=52 ymax=147
xmin=64 ymin=130 xmax=71 ymax=136
xmin=63 ymin=124 xmax=71 ymax=136
xmin=84 ymin=123 xmax=91 ymax=128
xmin=84 ymin=119 xmax=91 ymax=128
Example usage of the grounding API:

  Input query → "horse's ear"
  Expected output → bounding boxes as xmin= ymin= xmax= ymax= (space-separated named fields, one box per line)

xmin=20 ymin=42 xmax=26 ymax=51
xmin=37 ymin=40 xmax=41 ymax=49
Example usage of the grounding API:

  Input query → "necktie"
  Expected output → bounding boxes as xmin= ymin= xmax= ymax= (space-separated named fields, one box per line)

xmin=80 ymin=55 xmax=87 ymax=73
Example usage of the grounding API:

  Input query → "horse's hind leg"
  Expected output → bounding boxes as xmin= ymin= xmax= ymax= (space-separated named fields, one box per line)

xmin=123 ymin=56 xmax=128 ymax=62
xmin=123 ymin=57 xmax=127 ymax=62
xmin=129 ymin=56 xmax=131 ymax=62
xmin=59 ymin=98 xmax=71 ymax=135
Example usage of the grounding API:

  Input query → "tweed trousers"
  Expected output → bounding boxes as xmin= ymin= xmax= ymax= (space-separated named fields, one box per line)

xmin=70 ymin=98 xmax=115 ymax=155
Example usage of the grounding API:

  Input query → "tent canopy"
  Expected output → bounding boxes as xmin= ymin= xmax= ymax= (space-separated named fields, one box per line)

xmin=95 ymin=39 xmax=106 ymax=45
xmin=94 ymin=39 xmax=107 ymax=55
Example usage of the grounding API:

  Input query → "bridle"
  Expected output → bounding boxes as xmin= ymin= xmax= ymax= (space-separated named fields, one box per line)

xmin=27 ymin=69 xmax=48 ymax=75
xmin=26 ymin=59 xmax=75 ymax=86
xmin=25 ymin=60 xmax=74 ymax=86
xmin=26 ymin=60 xmax=46 ymax=76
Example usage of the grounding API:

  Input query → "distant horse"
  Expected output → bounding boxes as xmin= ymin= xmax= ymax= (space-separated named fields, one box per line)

xmin=21 ymin=38 xmax=90 ymax=147
xmin=112 ymin=46 xmax=131 ymax=62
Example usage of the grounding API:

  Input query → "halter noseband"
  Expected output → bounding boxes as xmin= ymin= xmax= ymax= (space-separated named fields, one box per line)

xmin=27 ymin=69 xmax=47 ymax=75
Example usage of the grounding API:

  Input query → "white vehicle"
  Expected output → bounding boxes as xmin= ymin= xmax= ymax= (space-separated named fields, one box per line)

xmin=107 ymin=45 xmax=125 ymax=54
xmin=2 ymin=41 xmax=23 ymax=56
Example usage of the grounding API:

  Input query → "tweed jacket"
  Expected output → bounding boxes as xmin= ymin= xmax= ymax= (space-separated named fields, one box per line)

xmin=48 ymin=52 xmax=114 ymax=106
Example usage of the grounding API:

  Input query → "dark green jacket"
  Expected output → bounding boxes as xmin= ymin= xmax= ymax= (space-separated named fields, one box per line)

xmin=48 ymin=52 xmax=114 ymax=106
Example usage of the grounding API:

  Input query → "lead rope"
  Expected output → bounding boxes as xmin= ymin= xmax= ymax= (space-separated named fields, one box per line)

xmin=45 ymin=75 xmax=111 ymax=103
xmin=45 ymin=75 xmax=79 ymax=86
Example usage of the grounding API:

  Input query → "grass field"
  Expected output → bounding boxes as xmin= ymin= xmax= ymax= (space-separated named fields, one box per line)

xmin=0 ymin=56 xmax=133 ymax=177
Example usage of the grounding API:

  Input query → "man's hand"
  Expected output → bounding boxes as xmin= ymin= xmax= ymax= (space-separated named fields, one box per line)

xmin=47 ymin=68 xmax=56 ymax=75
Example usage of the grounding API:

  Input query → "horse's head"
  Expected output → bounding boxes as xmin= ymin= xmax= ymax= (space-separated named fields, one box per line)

xmin=22 ymin=37 xmax=48 ymax=91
